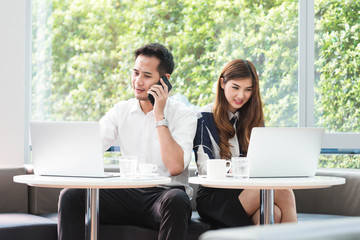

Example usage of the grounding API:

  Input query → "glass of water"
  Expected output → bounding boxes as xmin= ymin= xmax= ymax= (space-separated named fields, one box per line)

xmin=118 ymin=156 xmax=137 ymax=178
xmin=231 ymin=157 xmax=250 ymax=179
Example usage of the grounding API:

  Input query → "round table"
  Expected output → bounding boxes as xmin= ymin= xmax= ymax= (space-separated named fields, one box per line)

xmin=189 ymin=176 xmax=346 ymax=224
xmin=14 ymin=174 xmax=171 ymax=240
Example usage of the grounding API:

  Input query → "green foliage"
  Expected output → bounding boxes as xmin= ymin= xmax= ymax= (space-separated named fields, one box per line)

xmin=314 ymin=0 xmax=360 ymax=133
xmin=31 ymin=0 xmax=360 ymax=168
xmin=32 ymin=0 xmax=299 ymax=126
xmin=319 ymin=154 xmax=360 ymax=169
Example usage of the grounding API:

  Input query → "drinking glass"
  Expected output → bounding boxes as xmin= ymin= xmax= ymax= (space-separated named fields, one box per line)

xmin=231 ymin=157 xmax=250 ymax=179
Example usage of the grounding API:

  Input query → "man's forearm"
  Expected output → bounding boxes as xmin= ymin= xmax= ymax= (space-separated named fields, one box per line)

xmin=156 ymin=126 xmax=184 ymax=176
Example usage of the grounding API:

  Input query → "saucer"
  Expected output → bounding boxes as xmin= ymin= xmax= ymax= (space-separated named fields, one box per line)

xmin=197 ymin=174 xmax=234 ymax=179
xmin=136 ymin=173 xmax=159 ymax=177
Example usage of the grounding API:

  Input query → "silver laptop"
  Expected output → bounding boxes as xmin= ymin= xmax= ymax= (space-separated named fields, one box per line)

xmin=31 ymin=121 xmax=115 ymax=178
xmin=247 ymin=127 xmax=325 ymax=178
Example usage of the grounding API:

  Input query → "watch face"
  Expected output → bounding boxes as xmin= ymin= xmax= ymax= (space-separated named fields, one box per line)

xmin=156 ymin=118 xmax=169 ymax=127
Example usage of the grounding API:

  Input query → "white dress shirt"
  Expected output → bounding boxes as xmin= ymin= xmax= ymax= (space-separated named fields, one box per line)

xmin=100 ymin=98 xmax=197 ymax=197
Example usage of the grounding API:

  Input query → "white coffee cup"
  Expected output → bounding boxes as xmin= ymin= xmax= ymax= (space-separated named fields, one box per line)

xmin=139 ymin=163 xmax=158 ymax=175
xmin=118 ymin=156 xmax=137 ymax=178
xmin=231 ymin=157 xmax=250 ymax=179
xmin=207 ymin=159 xmax=232 ymax=179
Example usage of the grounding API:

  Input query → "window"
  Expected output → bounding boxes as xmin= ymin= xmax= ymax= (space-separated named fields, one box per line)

xmin=314 ymin=0 xmax=360 ymax=134
xmin=30 ymin=0 xmax=359 ymax=167
xmin=313 ymin=0 xmax=360 ymax=168
xmin=32 ymin=0 xmax=298 ymax=127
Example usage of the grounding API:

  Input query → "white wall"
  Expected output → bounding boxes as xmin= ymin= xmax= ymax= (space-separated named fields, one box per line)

xmin=0 ymin=0 xmax=28 ymax=167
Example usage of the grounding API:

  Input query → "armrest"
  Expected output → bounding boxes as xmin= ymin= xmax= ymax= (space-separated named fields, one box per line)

xmin=0 ymin=167 xmax=28 ymax=213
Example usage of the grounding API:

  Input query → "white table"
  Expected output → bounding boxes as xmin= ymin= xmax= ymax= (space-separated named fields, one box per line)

xmin=13 ymin=174 xmax=171 ymax=240
xmin=189 ymin=176 xmax=346 ymax=225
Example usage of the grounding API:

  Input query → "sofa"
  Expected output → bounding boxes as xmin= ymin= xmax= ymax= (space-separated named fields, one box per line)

xmin=0 ymin=166 xmax=211 ymax=240
xmin=1 ymin=167 xmax=360 ymax=240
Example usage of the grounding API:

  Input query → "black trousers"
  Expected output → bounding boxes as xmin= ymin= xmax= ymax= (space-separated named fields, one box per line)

xmin=58 ymin=187 xmax=192 ymax=240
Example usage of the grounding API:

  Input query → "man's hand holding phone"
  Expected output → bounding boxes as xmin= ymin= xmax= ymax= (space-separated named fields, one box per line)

xmin=147 ymin=76 xmax=172 ymax=121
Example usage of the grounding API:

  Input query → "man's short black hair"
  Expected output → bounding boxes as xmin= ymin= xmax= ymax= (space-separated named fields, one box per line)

xmin=134 ymin=43 xmax=174 ymax=76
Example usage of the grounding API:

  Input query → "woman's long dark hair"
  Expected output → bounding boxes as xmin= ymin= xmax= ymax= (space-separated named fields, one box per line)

xmin=213 ymin=59 xmax=264 ymax=159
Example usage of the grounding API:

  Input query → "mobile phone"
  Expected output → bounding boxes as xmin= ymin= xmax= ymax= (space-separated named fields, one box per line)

xmin=147 ymin=76 xmax=173 ymax=106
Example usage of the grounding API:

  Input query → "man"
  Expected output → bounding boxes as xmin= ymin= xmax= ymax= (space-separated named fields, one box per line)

xmin=58 ymin=43 xmax=197 ymax=240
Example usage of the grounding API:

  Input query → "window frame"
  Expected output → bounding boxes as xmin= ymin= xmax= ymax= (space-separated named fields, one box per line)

xmin=25 ymin=0 xmax=360 ymax=163
xmin=25 ymin=0 xmax=32 ymax=164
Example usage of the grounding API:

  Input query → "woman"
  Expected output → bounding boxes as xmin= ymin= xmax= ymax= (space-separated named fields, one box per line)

xmin=193 ymin=59 xmax=297 ymax=227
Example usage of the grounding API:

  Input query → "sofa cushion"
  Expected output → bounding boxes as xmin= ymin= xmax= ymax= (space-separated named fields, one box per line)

xmin=0 ymin=213 xmax=57 ymax=240
xmin=0 ymin=167 xmax=28 ymax=213
xmin=297 ymin=213 xmax=354 ymax=222
xmin=29 ymin=186 xmax=62 ymax=215
xmin=42 ymin=211 xmax=212 ymax=240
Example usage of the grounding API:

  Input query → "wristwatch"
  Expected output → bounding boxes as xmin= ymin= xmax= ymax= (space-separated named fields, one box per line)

xmin=156 ymin=118 xmax=169 ymax=128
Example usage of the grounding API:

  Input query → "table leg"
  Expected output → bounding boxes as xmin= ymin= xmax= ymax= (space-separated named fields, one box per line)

xmin=85 ymin=188 xmax=99 ymax=240
xmin=260 ymin=189 xmax=274 ymax=225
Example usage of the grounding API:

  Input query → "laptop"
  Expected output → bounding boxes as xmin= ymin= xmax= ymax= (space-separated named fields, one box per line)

xmin=30 ymin=121 xmax=116 ymax=178
xmin=247 ymin=127 xmax=325 ymax=178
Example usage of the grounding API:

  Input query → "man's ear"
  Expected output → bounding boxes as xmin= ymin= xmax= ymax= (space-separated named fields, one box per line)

xmin=164 ymin=73 xmax=171 ymax=81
